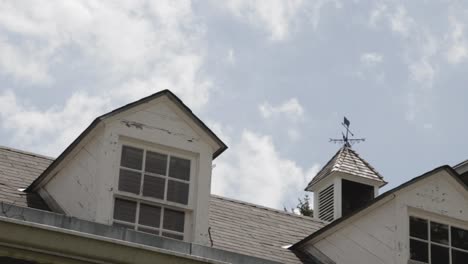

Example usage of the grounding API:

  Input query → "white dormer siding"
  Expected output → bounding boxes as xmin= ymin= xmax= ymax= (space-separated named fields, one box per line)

xmin=303 ymin=168 xmax=468 ymax=264
xmin=40 ymin=93 xmax=222 ymax=246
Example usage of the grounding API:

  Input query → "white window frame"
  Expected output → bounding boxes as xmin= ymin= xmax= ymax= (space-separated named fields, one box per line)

xmin=112 ymin=196 xmax=186 ymax=240
xmin=408 ymin=214 xmax=468 ymax=264
xmin=112 ymin=140 xmax=197 ymax=241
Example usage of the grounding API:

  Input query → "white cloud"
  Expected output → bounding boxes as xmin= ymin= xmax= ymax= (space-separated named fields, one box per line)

xmin=212 ymin=130 xmax=320 ymax=209
xmin=0 ymin=1 xmax=210 ymax=110
xmin=360 ymin=52 xmax=384 ymax=66
xmin=221 ymin=0 xmax=305 ymax=41
xmin=408 ymin=31 xmax=438 ymax=86
xmin=0 ymin=90 xmax=110 ymax=156
xmin=259 ymin=98 xmax=305 ymax=141
xmin=408 ymin=59 xmax=435 ymax=86
xmin=218 ymin=0 xmax=342 ymax=41
xmin=259 ymin=98 xmax=304 ymax=120
xmin=405 ymin=32 xmax=438 ymax=122
xmin=423 ymin=123 xmax=433 ymax=129
xmin=0 ymin=0 xmax=215 ymax=155
xmin=306 ymin=0 xmax=341 ymax=31
xmin=368 ymin=3 xmax=387 ymax=28
xmin=389 ymin=5 xmax=414 ymax=36
xmin=368 ymin=4 xmax=415 ymax=37
xmin=0 ymin=37 xmax=51 ymax=84
xmin=446 ymin=16 xmax=468 ymax=64
xmin=115 ymin=54 xmax=212 ymax=111
xmin=368 ymin=3 xmax=439 ymax=122
xmin=226 ymin=48 xmax=236 ymax=65
xmin=287 ymin=128 xmax=301 ymax=142
xmin=205 ymin=120 xmax=232 ymax=146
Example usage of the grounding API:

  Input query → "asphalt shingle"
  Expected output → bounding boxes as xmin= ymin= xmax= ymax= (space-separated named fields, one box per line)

xmin=209 ymin=195 xmax=325 ymax=264
xmin=0 ymin=146 xmax=52 ymax=210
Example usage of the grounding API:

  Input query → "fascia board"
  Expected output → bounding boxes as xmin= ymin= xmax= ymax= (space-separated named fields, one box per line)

xmin=0 ymin=216 xmax=225 ymax=264
xmin=27 ymin=122 xmax=105 ymax=192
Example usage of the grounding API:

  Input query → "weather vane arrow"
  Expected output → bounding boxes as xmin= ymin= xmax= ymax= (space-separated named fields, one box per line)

xmin=329 ymin=117 xmax=365 ymax=147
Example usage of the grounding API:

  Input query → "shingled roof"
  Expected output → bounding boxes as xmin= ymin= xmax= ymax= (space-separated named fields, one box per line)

xmin=306 ymin=145 xmax=386 ymax=190
xmin=210 ymin=195 xmax=325 ymax=264
xmin=0 ymin=146 xmax=51 ymax=210
xmin=0 ymin=145 xmax=324 ymax=263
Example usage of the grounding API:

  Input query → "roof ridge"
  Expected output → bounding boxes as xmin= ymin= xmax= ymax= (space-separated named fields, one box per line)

xmin=0 ymin=145 xmax=55 ymax=161
xmin=210 ymin=194 xmax=326 ymax=223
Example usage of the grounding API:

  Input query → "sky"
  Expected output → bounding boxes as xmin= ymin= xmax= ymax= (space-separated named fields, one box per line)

xmin=0 ymin=1 xmax=467 ymax=211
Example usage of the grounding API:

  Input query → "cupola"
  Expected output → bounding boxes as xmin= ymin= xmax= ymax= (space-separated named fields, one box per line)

xmin=306 ymin=145 xmax=386 ymax=222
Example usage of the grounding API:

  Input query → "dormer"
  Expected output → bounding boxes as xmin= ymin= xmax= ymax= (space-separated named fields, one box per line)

xmin=454 ymin=159 xmax=468 ymax=186
xmin=26 ymin=90 xmax=227 ymax=246
xmin=306 ymin=145 xmax=386 ymax=222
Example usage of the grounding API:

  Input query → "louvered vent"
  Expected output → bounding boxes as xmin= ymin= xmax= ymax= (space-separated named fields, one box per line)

xmin=318 ymin=184 xmax=334 ymax=222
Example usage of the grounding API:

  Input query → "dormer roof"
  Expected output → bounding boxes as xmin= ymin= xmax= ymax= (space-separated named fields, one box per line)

xmin=306 ymin=145 xmax=386 ymax=191
xmin=26 ymin=89 xmax=228 ymax=192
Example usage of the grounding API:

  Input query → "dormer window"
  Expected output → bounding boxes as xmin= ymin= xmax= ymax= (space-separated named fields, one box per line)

xmin=409 ymin=216 xmax=468 ymax=264
xmin=112 ymin=144 xmax=193 ymax=240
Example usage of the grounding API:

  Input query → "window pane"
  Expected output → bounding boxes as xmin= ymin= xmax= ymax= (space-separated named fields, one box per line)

xmin=121 ymin=146 xmax=143 ymax=170
xmin=452 ymin=249 xmax=468 ymax=264
xmin=410 ymin=217 xmax=428 ymax=240
xmin=162 ymin=232 xmax=184 ymax=240
xmin=113 ymin=199 xmax=137 ymax=223
xmin=167 ymin=180 xmax=189 ymax=205
xmin=410 ymin=239 xmax=428 ymax=263
xmin=430 ymin=221 xmax=449 ymax=245
xmin=163 ymin=208 xmax=185 ymax=233
xmin=430 ymin=244 xmax=449 ymax=264
xmin=452 ymin=226 xmax=468 ymax=250
xmin=138 ymin=203 xmax=161 ymax=228
xmin=142 ymin=175 xmax=165 ymax=200
xmin=138 ymin=227 xmax=160 ymax=235
xmin=145 ymin=151 xmax=167 ymax=175
xmin=118 ymin=169 xmax=142 ymax=194
xmin=169 ymin=157 xmax=190 ymax=181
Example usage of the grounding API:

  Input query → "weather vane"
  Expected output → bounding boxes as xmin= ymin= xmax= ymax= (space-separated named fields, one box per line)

xmin=329 ymin=117 xmax=365 ymax=147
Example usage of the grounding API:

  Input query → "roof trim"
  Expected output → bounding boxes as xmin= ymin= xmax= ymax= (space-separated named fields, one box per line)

xmin=26 ymin=90 xmax=227 ymax=192
xmin=305 ymin=148 xmax=343 ymax=191
xmin=292 ymin=165 xmax=467 ymax=250
xmin=453 ymin=159 xmax=468 ymax=169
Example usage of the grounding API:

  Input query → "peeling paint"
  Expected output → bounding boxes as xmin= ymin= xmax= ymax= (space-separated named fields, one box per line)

xmin=120 ymin=119 xmax=200 ymax=143
xmin=122 ymin=120 xmax=144 ymax=130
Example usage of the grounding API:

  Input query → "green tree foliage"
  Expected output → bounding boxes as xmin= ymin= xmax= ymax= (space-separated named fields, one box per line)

xmin=296 ymin=194 xmax=313 ymax=216
xmin=284 ymin=194 xmax=313 ymax=217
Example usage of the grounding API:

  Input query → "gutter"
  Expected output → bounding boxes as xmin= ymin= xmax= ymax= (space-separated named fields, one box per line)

xmin=0 ymin=202 xmax=280 ymax=264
